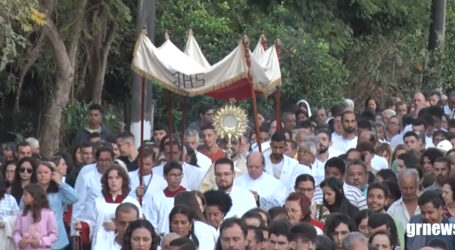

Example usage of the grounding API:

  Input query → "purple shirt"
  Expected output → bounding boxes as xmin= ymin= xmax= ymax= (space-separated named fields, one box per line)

xmin=13 ymin=208 xmax=58 ymax=250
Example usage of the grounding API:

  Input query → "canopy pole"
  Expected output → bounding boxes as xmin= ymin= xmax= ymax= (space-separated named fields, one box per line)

xmin=180 ymin=96 xmax=189 ymax=161
xmin=275 ymin=39 xmax=282 ymax=131
xmin=138 ymin=76 xmax=145 ymax=205
xmin=167 ymin=90 xmax=174 ymax=158
xmin=242 ymin=33 xmax=262 ymax=152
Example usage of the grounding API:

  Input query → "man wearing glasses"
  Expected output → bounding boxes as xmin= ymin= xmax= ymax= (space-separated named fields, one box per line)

xmin=187 ymin=103 xmax=215 ymax=132
xmin=214 ymin=158 xmax=256 ymax=219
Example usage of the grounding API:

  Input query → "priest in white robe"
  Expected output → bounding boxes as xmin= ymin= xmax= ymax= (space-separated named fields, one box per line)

xmin=234 ymin=152 xmax=287 ymax=211
xmin=72 ymin=146 xmax=115 ymax=235
xmin=214 ymin=158 xmax=257 ymax=218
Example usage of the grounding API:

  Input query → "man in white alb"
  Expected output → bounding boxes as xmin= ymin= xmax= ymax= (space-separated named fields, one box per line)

xmin=234 ymin=152 xmax=287 ymax=211
xmin=214 ymin=158 xmax=257 ymax=218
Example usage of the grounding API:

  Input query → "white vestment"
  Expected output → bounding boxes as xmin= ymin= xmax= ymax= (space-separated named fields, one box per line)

xmin=193 ymin=221 xmax=217 ymax=250
xmin=234 ymin=172 xmax=287 ymax=210
xmin=264 ymin=154 xmax=311 ymax=194
xmin=72 ymin=167 xmax=103 ymax=234
xmin=153 ymin=162 xmax=205 ymax=190
xmin=143 ymin=191 xmax=175 ymax=235
xmin=224 ymin=185 xmax=257 ymax=219
xmin=196 ymin=151 xmax=212 ymax=173
xmin=128 ymin=170 xmax=167 ymax=203
xmin=88 ymin=196 xmax=142 ymax=250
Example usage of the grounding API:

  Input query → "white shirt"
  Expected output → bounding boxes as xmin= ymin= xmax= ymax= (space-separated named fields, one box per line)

xmin=153 ymin=162 xmax=205 ymax=190
xmin=224 ymin=185 xmax=257 ymax=218
xmin=264 ymin=154 xmax=311 ymax=194
xmin=312 ymin=182 xmax=367 ymax=210
xmin=196 ymin=151 xmax=212 ymax=173
xmin=142 ymin=191 xmax=174 ymax=235
xmin=72 ymin=167 xmax=103 ymax=234
xmin=193 ymin=221 xmax=217 ymax=250
xmin=331 ymin=136 xmax=358 ymax=154
xmin=387 ymin=198 xmax=421 ymax=231
xmin=313 ymin=148 xmax=343 ymax=186
xmin=89 ymin=196 xmax=142 ymax=250
xmin=234 ymin=172 xmax=287 ymax=211
xmin=128 ymin=170 xmax=167 ymax=202
xmin=371 ymin=155 xmax=389 ymax=172
xmin=78 ymin=163 xmax=97 ymax=179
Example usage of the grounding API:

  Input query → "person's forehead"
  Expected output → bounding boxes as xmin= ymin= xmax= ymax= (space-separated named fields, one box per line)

xmin=297 ymin=180 xmax=313 ymax=187
xmin=215 ymin=163 xmax=232 ymax=172
xmin=222 ymin=224 xmax=243 ymax=235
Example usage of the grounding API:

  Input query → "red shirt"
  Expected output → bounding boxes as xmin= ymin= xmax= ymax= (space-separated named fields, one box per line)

xmin=200 ymin=148 xmax=226 ymax=163
xmin=163 ymin=186 xmax=186 ymax=198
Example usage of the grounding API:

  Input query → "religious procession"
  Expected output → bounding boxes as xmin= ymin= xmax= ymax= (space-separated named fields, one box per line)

xmin=1 ymin=1 xmax=454 ymax=250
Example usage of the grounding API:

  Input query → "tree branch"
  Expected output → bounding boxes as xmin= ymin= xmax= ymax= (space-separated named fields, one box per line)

xmin=15 ymin=32 xmax=45 ymax=111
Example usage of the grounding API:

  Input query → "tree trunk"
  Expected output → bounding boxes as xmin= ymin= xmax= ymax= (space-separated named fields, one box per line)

xmin=428 ymin=0 xmax=446 ymax=51
xmin=38 ymin=20 xmax=74 ymax=158
xmin=130 ymin=0 xmax=156 ymax=148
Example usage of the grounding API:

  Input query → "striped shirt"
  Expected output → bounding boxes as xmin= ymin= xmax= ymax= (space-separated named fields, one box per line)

xmin=312 ymin=182 xmax=367 ymax=210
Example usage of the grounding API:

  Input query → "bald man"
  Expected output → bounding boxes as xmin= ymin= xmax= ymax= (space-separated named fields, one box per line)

xmin=234 ymin=152 xmax=287 ymax=210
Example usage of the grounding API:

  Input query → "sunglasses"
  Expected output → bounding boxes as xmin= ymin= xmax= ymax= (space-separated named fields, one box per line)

xmin=20 ymin=168 xmax=33 ymax=174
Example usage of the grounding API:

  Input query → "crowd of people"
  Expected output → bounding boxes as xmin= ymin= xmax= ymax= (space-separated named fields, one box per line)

xmin=1 ymin=89 xmax=455 ymax=250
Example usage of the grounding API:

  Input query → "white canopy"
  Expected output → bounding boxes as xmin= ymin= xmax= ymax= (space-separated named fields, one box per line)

xmin=131 ymin=30 xmax=281 ymax=100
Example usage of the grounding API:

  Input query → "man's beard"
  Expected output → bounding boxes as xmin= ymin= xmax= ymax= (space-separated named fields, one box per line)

xmin=319 ymin=145 xmax=328 ymax=154
xmin=218 ymin=182 xmax=233 ymax=191
xmin=344 ymin=127 xmax=356 ymax=134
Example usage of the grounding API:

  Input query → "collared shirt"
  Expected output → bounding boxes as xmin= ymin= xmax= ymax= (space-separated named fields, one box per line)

xmin=312 ymin=182 xmax=367 ymax=210
xmin=387 ymin=198 xmax=421 ymax=231
xmin=0 ymin=194 xmax=19 ymax=216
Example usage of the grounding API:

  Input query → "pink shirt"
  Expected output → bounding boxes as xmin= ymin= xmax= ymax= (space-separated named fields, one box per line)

xmin=13 ymin=208 xmax=58 ymax=250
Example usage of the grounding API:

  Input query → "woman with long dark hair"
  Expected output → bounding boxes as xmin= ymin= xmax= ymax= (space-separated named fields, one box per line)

xmin=11 ymin=157 xmax=37 ymax=204
xmin=174 ymin=192 xmax=217 ymax=249
xmin=13 ymin=184 xmax=57 ymax=249
xmin=122 ymin=220 xmax=160 ymax=250
xmin=320 ymin=177 xmax=359 ymax=217
xmin=36 ymin=161 xmax=78 ymax=250
xmin=168 ymin=205 xmax=201 ymax=248
xmin=75 ymin=165 xmax=141 ymax=250
xmin=2 ymin=160 xmax=16 ymax=192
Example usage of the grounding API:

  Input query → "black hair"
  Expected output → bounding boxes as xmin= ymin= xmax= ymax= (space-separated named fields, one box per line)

xmin=376 ymin=169 xmax=398 ymax=183
xmin=429 ymin=238 xmax=448 ymax=250
xmin=200 ymin=124 xmax=215 ymax=132
xmin=444 ymin=177 xmax=455 ymax=201
xmin=122 ymin=219 xmax=160 ymax=250
xmin=418 ymin=190 xmax=444 ymax=208
xmin=422 ymin=148 xmax=444 ymax=165
xmin=88 ymin=103 xmax=103 ymax=113
xmin=316 ymin=235 xmax=336 ymax=250
xmin=382 ymin=181 xmax=401 ymax=204
xmin=295 ymin=174 xmax=315 ymax=188
xmin=116 ymin=131 xmax=135 ymax=141
xmin=367 ymin=183 xmax=389 ymax=198
xmin=367 ymin=212 xmax=398 ymax=247
xmin=403 ymin=131 xmax=418 ymax=140
xmin=11 ymin=157 xmax=38 ymax=203
xmin=163 ymin=160 xmax=183 ymax=176
xmin=214 ymin=157 xmax=234 ymax=172
xmin=204 ymin=190 xmax=232 ymax=214
xmin=268 ymin=220 xmax=292 ymax=241
xmin=241 ymin=211 xmax=265 ymax=228
xmin=325 ymin=157 xmax=346 ymax=175
xmin=290 ymin=222 xmax=317 ymax=242
xmin=271 ymin=131 xmax=286 ymax=142
xmin=198 ymin=103 xmax=213 ymax=116
xmin=169 ymin=237 xmax=197 ymax=250
xmin=95 ymin=144 xmax=115 ymax=159
xmin=353 ymin=209 xmax=372 ymax=228
xmin=153 ymin=123 xmax=169 ymax=133
xmin=174 ymin=192 xmax=206 ymax=222
xmin=357 ymin=120 xmax=372 ymax=130
xmin=169 ymin=205 xmax=199 ymax=247
xmin=324 ymin=213 xmax=357 ymax=241
xmin=268 ymin=206 xmax=287 ymax=221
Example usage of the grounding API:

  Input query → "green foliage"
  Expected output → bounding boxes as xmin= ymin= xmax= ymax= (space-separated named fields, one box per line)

xmin=62 ymin=101 xmax=121 ymax=148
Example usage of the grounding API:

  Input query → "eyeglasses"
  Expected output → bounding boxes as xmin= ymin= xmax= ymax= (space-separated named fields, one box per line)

xmin=20 ymin=168 xmax=33 ymax=174
xmin=168 ymin=173 xmax=183 ymax=178
xmin=295 ymin=187 xmax=314 ymax=193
